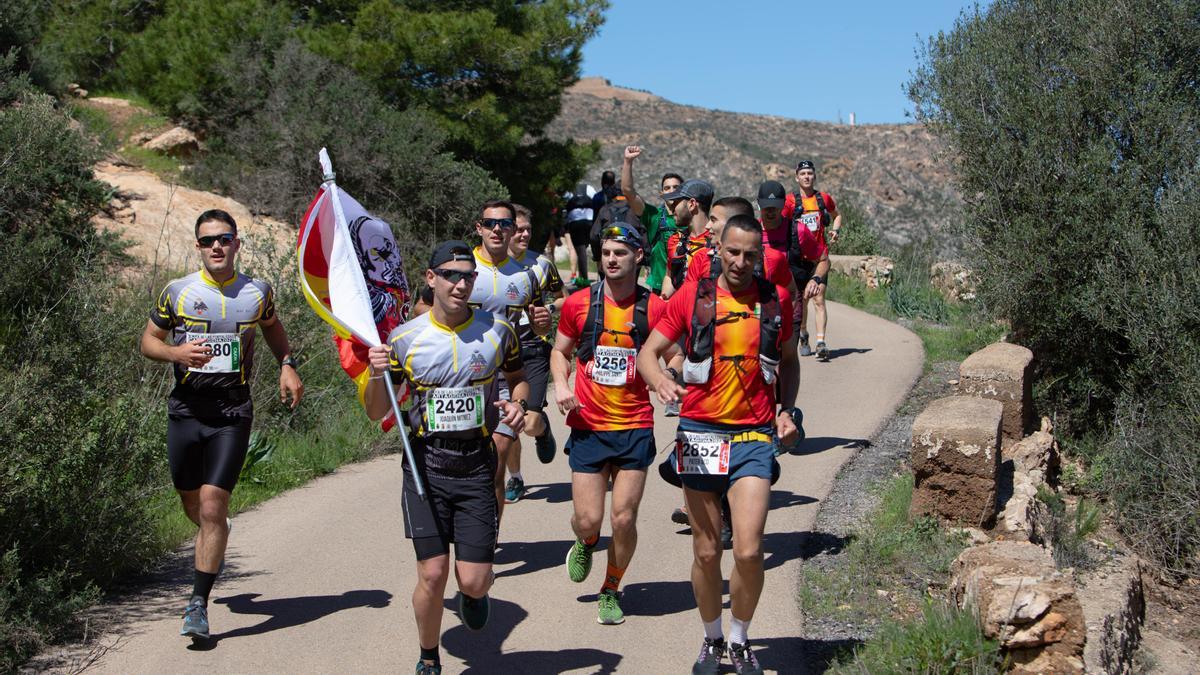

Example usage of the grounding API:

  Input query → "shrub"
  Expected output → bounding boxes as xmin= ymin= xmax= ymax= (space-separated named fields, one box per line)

xmin=831 ymin=601 xmax=1004 ymax=674
xmin=831 ymin=200 xmax=883 ymax=256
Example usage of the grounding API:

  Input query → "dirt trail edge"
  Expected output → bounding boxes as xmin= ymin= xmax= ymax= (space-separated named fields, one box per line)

xmin=30 ymin=301 xmax=922 ymax=674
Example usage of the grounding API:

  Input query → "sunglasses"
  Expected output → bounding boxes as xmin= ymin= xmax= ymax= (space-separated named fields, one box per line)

xmin=480 ymin=218 xmax=515 ymax=231
xmin=601 ymin=225 xmax=641 ymax=247
xmin=197 ymin=233 xmax=236 ymax=248
xmin=432 ymin=268 xmax=478 ymax=284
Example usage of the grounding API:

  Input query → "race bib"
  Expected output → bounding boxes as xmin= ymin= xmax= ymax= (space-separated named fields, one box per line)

xmin=800 ymin=212 xmax=821 ymax=232
xmin=186 ymin=332 xmax=241 ymax=373
xmin=426 ymin=386 xmax=485 ymax=432
xmin=675 ymin=430 xmax=731 ymax=475
xmin=591 ymin=346 xmax=637 ymax=386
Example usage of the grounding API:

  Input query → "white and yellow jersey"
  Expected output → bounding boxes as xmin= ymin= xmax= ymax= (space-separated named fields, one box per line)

xmin=467 ymin=247 xmax=537 ymax=326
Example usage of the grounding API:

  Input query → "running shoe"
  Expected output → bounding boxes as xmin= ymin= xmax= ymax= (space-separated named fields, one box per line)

xmin=457 ymin=591 xmax=490 ymax=630
xmin=798 ymin=332 xmax=812 ymax=357
xmin=504 ymin=476 xmax=526 ymax=503
xmin=664 ymin=399 xmax=681 ymax=417
xmin=727 ymin=641 xmax=763 ymax=674
xmin=815 ymin=340 xmax=829 ymax=361
xmin=566 ymin=538 xmax=595 ymax=583
xmin=180 ymin=596 xmax=210 ymax=639
xmin=535 ymin=414 xmax=557 ymax=464
xmin=692 ymin=637 xmax=726 ymax=675
xmin=670 ymin=507 xmax=690 ymax=525
xmin=596 ymin=588 xmax=625 ymax=625
xmin=415 ymin=661 xmax=442 ymax=675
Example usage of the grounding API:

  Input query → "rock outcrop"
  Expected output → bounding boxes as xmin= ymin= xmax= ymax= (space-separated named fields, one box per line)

xmin=996 ymin=418 xmax=1059 ymax=541
xmin=951 ymin=541 xmax=1087 ymax=673
xmin=142 ymin=126 xmax=200 ymax=158
xmin=1079 ymin=553 xmax=1144 ymax=675
xmin=930 ymin=261 xmax=976 ymax=301
xmin=828 ymin=254 xmax=894 ymax=289
xmin=910 ymin=396 xmax=1003 ymax=527
xmin=956 ymin=342 xmax=1034 ymax=445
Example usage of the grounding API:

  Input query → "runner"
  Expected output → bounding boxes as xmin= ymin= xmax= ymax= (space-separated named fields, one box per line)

xmin=563 ymin=184 xmax=595 ymax=284
xmin=756 ymin=180 xmax=790 ymax=254
xmin=551 ymin=224 xmax=674 ymax=625
xmin=619 ymin=145 xmax=684 ymax=294
xmin=661 ymin=179 xmax=716 ymax=299
xmin=365 ymin=240 xmax=528 ymax=675
xmin=507 ymin=204 xmax=567 ymax=496
xmin=687 ymin=197 xmax=796 ymax=298
xmin=139 ymin=209 xmax=304 ymax=640
xmin=782 ymin=160 xmax=838 ymax=359
xmin=466 ymin=200 xmax=549 ymax=518
xmin=637 ymin=215 xmax=801 ymax=674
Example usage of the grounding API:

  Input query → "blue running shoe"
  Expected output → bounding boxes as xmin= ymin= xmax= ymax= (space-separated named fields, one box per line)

xmin=180 ymin=596 xmax=209 ymax=639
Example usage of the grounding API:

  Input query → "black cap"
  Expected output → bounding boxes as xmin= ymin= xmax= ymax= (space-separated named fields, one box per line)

xmin=796 ymin=160 xmax=816 ymax=172
xmin=427 ymin=240 xmax=474 ymax=269
xmin=757 ymin=180 xmax=786 ymax=208
xmin=661 ymin=179 xmax=715 ymax=209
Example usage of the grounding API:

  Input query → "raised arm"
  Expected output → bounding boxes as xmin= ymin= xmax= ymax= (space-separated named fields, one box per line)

xmin=621 ymin=145 xmax=647 ymax=217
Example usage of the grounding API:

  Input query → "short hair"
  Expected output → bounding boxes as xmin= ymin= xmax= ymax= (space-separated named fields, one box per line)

xmin=711 ymin=196 xmax=754 ymax=219
xmin=195 ymin=209 xmax=238 ymax=238
xmin=512 ymin=203 xmax=533 ymax=222
xmin=479 ymin=199 xmax=516 ymax=220
xmin=661 ymin=172 xmax=684 ymax=188
xmin=720 ymin=214 xmax=764 ymax=242
xmin=600 ymin=170 xmax=616 ymax=187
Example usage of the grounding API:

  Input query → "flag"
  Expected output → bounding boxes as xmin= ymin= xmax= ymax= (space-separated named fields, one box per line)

xmin=297 ymin=164 xmax=411 ymax=430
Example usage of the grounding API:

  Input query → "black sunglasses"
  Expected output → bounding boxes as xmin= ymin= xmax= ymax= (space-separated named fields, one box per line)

xmin=480 ymin=218 xmax=515 ymax=231
xmin=197 ymin=233 xmax=236 ymax=248
xmin=432 ymin=268 xmax=478 ymax=284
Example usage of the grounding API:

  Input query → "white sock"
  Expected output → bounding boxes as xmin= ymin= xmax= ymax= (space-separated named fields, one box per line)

xmin=703 ymin=616 xmax=723 ymax=641
xmin=511 ymin=470 xmax=523 ymax=482
xmin=729 ymin=616 xmax=751 ymax=645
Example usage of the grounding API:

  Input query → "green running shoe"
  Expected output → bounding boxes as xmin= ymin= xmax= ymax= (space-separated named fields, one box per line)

xmin=504 ymin=476 xmax=526 ymax=503
xmin=597 ymin=589 xmax=625 ymax=625
xmin=566 ymin=538 xmax=595 ymax=583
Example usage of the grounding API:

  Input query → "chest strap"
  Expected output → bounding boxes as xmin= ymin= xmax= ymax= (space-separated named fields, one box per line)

xmin=575 ymin=281 xmax=651 ymax=363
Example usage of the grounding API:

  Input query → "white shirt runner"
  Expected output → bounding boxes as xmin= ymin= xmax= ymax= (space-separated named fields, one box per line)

xmin=425 ymin=385 xmax=485 ymax=432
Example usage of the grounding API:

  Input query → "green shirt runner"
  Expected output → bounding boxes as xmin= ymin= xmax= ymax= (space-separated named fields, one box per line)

xmin=641 ymin=202 xmax=677 ymax=293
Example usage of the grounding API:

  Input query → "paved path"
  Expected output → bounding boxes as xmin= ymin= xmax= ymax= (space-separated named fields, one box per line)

xmin=34 ymin=301 xmax=921 ymax=674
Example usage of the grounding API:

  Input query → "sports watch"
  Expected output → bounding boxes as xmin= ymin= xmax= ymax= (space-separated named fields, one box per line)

xmin=810 ymin=275 xmax=825 ymax=286
xmin=281 ymin=356 xmax=299 ymax=369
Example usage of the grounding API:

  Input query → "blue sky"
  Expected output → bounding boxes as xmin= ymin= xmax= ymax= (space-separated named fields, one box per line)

xmin=581 ymin=0 xmax=981 ymax=125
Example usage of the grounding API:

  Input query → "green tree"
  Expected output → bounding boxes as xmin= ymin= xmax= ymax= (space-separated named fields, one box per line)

xmin=299 ymin=0 xmax=607 ymax=234
xmin=908 ymin=0 xmax=1200 ymax=573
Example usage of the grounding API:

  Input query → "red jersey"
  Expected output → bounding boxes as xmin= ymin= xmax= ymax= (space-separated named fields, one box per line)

xmin=760 ymin=218 xmax=790 ymax=253
xmin=654 ymin=281 xmax=793 ymax=427
xmin=684 ymin=246 xmax=792 ymax=290
xmin=781 ymin=191 xmax=836 ymax=262
xmin=666 ymin=230 xmax=709 ymax=280
xmin=558 ymin=286 xmax=666 ymax=431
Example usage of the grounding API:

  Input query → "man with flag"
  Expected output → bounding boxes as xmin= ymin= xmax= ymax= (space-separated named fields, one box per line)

xmin=366 ymin=241 xmax=529 ymax=675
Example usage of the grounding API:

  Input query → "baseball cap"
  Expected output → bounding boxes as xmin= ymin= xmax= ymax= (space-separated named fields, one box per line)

xmin=599 ymin=223 xmax=644 ymax=250
xmin=796 ymin=160 xmax=816 ymax=172
xmin=427 ymin=240 xmax=475 ymax=269
xmin=661 ymin=179 xmax=715 ymax=209
xmin=757 ymin=180 xmax=786 ymax=208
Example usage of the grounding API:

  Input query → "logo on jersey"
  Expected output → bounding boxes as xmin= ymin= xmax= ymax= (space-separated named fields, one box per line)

xmin=468 ymin=352 xmax=488 ymax=376
xmin=505 ymin=282 xmax=520 ymax=301
xmin=192 ymin=299 xmax=209 ymax=314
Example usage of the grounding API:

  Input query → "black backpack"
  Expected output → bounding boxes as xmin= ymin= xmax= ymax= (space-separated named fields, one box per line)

xmin=589 ymin=200 xmax=640 ymax=263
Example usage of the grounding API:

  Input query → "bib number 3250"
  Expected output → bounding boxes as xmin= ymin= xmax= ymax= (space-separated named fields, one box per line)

xmin=186 ymin=332 xmax=240 ymax=373
xmin=675 ymin=431 xmax=731 ymax=475
xmin=426 ymin=386 xmax=485 ymax=432
xmin=590 ymin=346 xmax=636 ymax=386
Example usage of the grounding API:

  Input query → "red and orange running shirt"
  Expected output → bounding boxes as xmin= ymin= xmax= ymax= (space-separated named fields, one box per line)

xmin=782 ymin=191 xmax=837 ymax=262
xmin=654 ymin=280 xmax=793 ymax=427
xmin=666 ymin=230 xmax=710 ymax=281
xmin=558 ymin=286 xmax=667 ymax=431
xmin=684 ymin=246 xmax=793 ymax=290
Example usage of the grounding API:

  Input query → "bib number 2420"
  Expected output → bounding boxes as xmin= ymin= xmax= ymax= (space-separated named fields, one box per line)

xmin=426 ymin=386 xmax=485 ymax=432
xmin=675 ymin=431 xmax=730 ymax=475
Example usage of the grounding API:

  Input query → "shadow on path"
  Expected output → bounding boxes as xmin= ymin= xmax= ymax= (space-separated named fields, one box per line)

xmin=819 ymin=347 xmax=872 ymax=361
xmin=200 ymin=590 xmax=392 ymax=645
xmin=442 ymin=597 xmax=621 ymax=673
xmin=753 ymin=635 xmax=862 ymax=674
xmin=786 ymin=437 xmax=870 ymax=457
xmin=521 ymin=481 xmax=572 ymax=504
xmin=769 ymin=489 xmax=819 ymax=510
xmin=494 ymin=539 xmax=575 ymax=579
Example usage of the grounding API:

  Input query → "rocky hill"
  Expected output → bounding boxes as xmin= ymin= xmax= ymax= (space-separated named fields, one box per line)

xmin=547 ymin=77 xmax=961 ymax=248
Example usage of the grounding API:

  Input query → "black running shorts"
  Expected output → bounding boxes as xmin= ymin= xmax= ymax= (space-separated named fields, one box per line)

xmin=167 ymin=414 xmax=253 ymax=492
xmin=401 ymin=442 xmax=499 ymax=563
xmin=520 ymin=343 xmax=552 ymax=411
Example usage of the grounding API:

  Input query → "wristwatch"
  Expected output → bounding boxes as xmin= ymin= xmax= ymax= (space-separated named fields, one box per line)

xmin=515 ymin=398 xmax=529 ymax=412
xmin=664 ymin=366 xmax=681 ymax=383
xmin=281 ymin=356 xmax=299 ymax=369
xmin=780 ymin=406 xmax=803 ymax=422
xmin=810 ymin=275 xmax=825 ymax=286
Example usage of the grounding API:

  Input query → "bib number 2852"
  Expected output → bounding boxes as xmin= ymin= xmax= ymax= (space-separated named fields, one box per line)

xmin=675 ymin=431 xmax=730 ymax=475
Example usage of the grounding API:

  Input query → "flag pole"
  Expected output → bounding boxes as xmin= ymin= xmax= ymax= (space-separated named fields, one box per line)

xmin=319 ymin=149 xmax=426 ymax=499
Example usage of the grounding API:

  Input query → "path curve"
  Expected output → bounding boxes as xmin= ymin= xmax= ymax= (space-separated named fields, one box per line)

xmin=32 ymin=301 xmax=922 ymax=674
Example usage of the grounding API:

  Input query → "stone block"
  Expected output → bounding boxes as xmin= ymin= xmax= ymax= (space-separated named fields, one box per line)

xmin=142 ymin=126 xmax=200 ymax=158
xmin=951 ymin=541 xmax=1086 ymax=674
xmin=910 ymin=396 xmax=1003 ymax=527
xmin=930 ymin=261 xmax=977 ymax=301
xmin=958 ymin=342 xmax=1034 ymax=443
xmin=828 ymin=254 xmax=894 ymax=288
xmin=1080 ymin=553 xmax=1144 ymax=675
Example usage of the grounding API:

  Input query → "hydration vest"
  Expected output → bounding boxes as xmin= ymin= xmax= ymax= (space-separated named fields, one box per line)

xmin=669 ymin=231 xmax=706 ymax=289
xmin=574 ymin=281 xmax=652 ymax=364
xmin=786 ymin=191 xmax=831 ymax=268
xmin=683 ymin=251 xmax=783 ymax=386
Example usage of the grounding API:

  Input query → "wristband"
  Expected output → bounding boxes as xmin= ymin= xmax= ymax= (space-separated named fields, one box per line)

xmin=516 ymin=398 xmax=529 ymax=412
xmin=664 ymin=367 xmax=681 ymax=383
xmin=810 ymin=275 xmax=825 ymax=286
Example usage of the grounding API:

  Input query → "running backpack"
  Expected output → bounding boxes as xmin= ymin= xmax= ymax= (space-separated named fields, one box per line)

xmin=683 ymin=253 xmax=783 ymax=386
xmin=589 ymin=199 xmax=639 ymax=263
xmin=786 ymin=191 xmax=831 ymax=269
xmin=574 ymin=281 xmax=652 ymax=364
